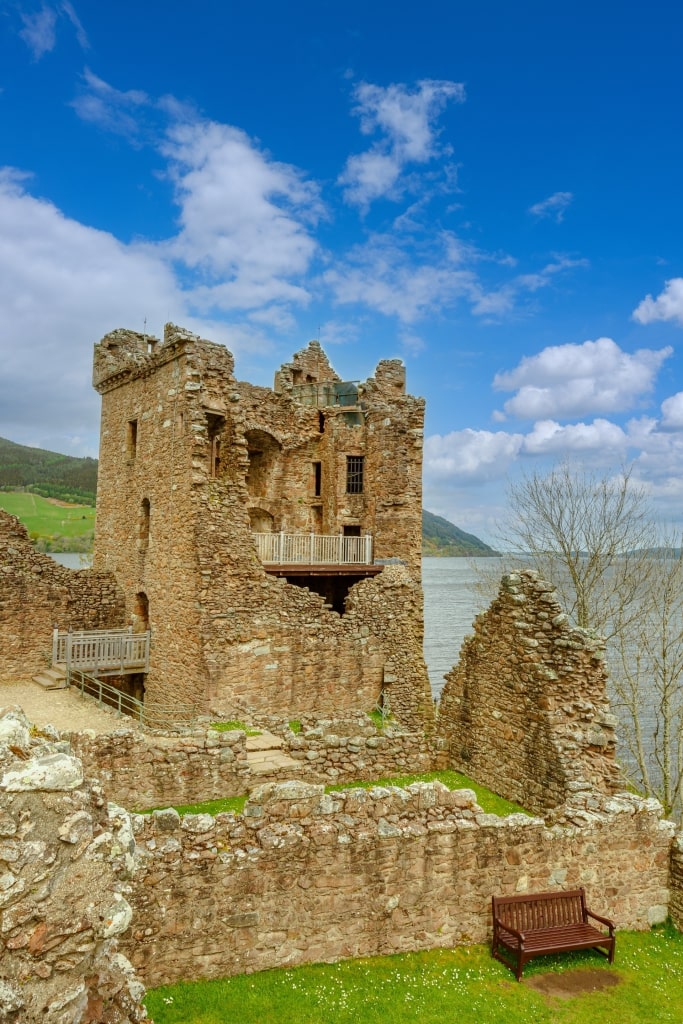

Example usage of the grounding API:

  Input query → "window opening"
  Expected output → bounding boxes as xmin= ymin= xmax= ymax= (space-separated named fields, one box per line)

xmin=318 ymin=411 xmax=325 ymax=433
xmin=346 ymin=455 xmax=364 ymax=494
xmin=140 ymin=498 xmax=150 ymax=549
xmin=127 ymin=419 xmax=138 ymax=459
xmin=313 ymin=461 xmax=322 ymax=497
xmin=343 ymin=525 xmax=361 ymax=537
xmin=207 ymin=414 xmax=224 ymax=478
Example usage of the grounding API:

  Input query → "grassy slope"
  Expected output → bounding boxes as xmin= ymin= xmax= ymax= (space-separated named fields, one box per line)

xmin=145 ymin=926 xmax=683 ymax=1024
xmin=0 ymin=491 xmax=95 ymax=548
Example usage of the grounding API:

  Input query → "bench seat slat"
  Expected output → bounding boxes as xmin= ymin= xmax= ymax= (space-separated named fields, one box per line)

xmin=498 ymin=923 xmax=610 ymax=953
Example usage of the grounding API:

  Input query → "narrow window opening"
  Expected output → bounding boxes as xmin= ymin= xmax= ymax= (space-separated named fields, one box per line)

xmin=127 ymin=419 xmax=138 ymax=459
xmin=207 ymin=414 xmax=225 ymax=478
xmin=346 ymin=455 xmax=364 ymax=494
xmin=175 ymin=411 xmax=184 ymax=436
xmin=318 ymin=411 xmax=325 ymax=433
xmin=313 ymin=461 xmax=322 ymax=497
xmin=140 ymin=498 xmax=150 ymax=549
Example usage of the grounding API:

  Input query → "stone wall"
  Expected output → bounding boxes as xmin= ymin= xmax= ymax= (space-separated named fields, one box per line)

xmin=0 ymin=511 xmax=124 ymax=682
xmin=92 ymin=324 xmax=433 ymax=731
xmin=437 ymin=570 xmax=622 ymax=815
xmin=70 ymin=727 xmax=251 ymax=811
xmin=69 ymin=716 xmax=437 ymax=811
xmin=0 ymin=707 xmax=146 ymax=1023
xmin=670 ymin=836 xmax=683 ymax=930
xmin=123 ymin=779 xmax=675 ymax=988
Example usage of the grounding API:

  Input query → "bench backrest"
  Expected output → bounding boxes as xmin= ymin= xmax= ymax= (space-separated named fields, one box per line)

xmin=493 ymin=888 xmax=587 ymax=931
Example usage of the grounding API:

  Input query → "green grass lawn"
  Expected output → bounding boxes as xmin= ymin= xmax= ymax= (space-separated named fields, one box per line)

xmin=144 ymin=926 xmax=683 ymax=1024
xmin=0 ymin=491 xmax=95 ymax=541
xmin=135 ymin=770 xmax=529 ymax=817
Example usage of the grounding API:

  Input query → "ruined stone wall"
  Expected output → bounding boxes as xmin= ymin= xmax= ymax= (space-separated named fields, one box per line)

xmin=123 ymin=779 xmax=675 ymax=988
xmin=437 ymin=571 xmax=622 ymax=815
xmin=0 ymin=512 xmax=124 ymax=682
xmin=0 ymin=707 xmax=147 ymax=1023
xmin=71 ymin=727 xmax=251 ymax=810
xmin=670 ymin=836 xmax=683 ymax=931
xmin=93 ymin=325 xmax=432 ymax=730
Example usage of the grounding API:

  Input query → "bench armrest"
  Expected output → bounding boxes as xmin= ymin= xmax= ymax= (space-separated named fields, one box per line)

xmin=586 ymin=909 xmax=615 ymax=932
xmin=493 ymin=916 xmax=525 ymax=943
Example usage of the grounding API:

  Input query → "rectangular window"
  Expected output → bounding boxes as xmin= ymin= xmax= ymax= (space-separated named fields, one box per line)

xmin=313 ymin=461 xmax=322 ymax=497
xmin=127 ymin=419 xmax=138 ymax=459
xmin=346 ymin=455 xmax=364 ymax=494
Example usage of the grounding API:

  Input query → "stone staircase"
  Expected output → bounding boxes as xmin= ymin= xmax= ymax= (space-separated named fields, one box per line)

xmin=31 ymin=666 xmax=68 ymax=691
xmin=246 ymin=730 xmax=300 ymax=775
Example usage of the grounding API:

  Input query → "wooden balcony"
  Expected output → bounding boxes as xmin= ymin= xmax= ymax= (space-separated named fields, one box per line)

xmin=52 ymin=627 xmax=150 ymax=677
xmin=253 ymin=532 xmax=381 ymax=578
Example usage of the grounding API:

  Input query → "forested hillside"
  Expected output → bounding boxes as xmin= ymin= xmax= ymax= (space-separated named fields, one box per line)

xmin=422 ymin=509 xmax=498 ymax=557
xmin=0 ymin=437 xmax=97 ymax=505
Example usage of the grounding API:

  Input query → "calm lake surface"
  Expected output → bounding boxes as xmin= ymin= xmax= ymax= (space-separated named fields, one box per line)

xmin=423 ymin=557 xmax=501 ymax=698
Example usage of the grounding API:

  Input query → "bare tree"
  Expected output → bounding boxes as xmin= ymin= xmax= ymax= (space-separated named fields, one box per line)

xmin=499 ymin=462 xmax=683 ymax=817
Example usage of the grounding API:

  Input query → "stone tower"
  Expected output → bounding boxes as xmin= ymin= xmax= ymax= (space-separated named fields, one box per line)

xmin=92 ymin=324 xmax=433 ymax=729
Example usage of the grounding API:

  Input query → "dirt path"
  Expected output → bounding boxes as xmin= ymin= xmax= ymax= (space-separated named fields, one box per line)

xmin=1 ymin=679 xmax=137 ymax=735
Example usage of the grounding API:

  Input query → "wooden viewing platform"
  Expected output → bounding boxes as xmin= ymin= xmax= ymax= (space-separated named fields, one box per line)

xmin=52 ymin=627 xmax=150 ymax=677
xmin=253 ymin=532 xmax=374 ymax=567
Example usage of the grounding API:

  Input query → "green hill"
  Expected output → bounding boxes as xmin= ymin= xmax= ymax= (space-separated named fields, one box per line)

xmin=422 ymin=509 xmax=498 ymax=557
xmin=0 ymin=437 xmax=97 ymax=505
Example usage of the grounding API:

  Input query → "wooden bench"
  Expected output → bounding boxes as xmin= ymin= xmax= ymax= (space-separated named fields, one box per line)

xmin=492 ymin=887 xmax=616 ymax=980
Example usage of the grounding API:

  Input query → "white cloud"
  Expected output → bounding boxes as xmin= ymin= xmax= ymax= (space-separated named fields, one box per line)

xmin=71 ymin=69 xmax=151 ymax=140
xmin=19 ymin=5 xmax=57 ymax=59
xmin=161 ymin=118 xmax=322 ymax=313
xmin=528 ymin=191 xmax=574 ymax=222
xmin=522 ymin=418 xmax=628 ymax=455
xmin=494 ymin=337 xmax=671 ymax=420
xmin=424 ymin=429 xmax=524 ymax=483
xmin=633 ymin=277 xmax=683 ymax=326
xmin=660 ymin=392 xmax=683 ymax=430
xmin=339 ymin=79 xmax=464 ymax=208
xmin=17 ymin=2 xmax=88 ymax=60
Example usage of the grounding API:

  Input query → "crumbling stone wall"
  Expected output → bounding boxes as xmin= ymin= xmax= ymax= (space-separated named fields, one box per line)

xmin=92 ymin=324 xmax=432 ymax=730
xmin=437 ymin=570 xmax=622 ymax=815
xmin=0 ymin=512 xmax=124 ymax=682
xmin=71 ymin=726 xmax=251 ymax=810
xmin=123 ymin=779 xmax=675 ymax=988
xmin=670 ymin=837 xmax=683 ymax=931
xmin=0 ymin=707 xmax=146 ymax=1023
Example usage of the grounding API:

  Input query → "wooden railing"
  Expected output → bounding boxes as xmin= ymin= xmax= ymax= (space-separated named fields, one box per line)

xmin=253 ymin=532 xmax=373 ymax=565
xmin=52 ymin=627 xmax=150 ymax=676
xmin=69 ymin=669 xmax=200 ymax=731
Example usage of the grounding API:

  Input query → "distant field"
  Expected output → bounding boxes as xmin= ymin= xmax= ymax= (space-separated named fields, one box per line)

xmin=0 ymin=491 xmax=95 ymax=545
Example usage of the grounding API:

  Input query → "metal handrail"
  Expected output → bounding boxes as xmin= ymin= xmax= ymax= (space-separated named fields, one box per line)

xmin=68 ymin=668 xmax=201 ymax=731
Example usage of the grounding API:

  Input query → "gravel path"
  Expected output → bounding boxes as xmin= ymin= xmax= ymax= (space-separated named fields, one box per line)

xmin=1 ymin=679 xmax=136 ymax=735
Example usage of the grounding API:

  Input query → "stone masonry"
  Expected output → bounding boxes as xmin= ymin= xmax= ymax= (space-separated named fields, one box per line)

xmin=0 ymin=512 xmax=124 ymax=682
xmin=0 ymin=707 xmax=147 ymax=1023
xmin=92 ymin=324 xmax=432 ymax=729
xmin=123 ymin=779 xmax=675 ymax=988
xmin=437 ymin=570 xmax=622 ymax=815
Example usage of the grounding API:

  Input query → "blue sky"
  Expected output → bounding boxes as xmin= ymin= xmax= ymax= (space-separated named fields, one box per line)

xmin=2 ymin=0 xmax=683 ymax=542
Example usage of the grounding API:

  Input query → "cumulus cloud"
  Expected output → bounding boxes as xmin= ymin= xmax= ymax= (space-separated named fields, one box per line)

xmin=162 ymin=119 xmax=322 ymax=312
xmin=0 ymin=167 xmax=277 ymax=454
xmin=494 ymin=337 xmax=672 ymax=420
xmin=660 ymin=392 xmax=683 ymax=430
xmin=528 ymin=191 xmax=574 ymax=222
xmin=339 ymin=79 xmax=464 ymax=208
xmin=633 ymin=277 xmax=683 ymax=326
xmin=424 ymin=429 xmax=524 ymax=483
xmin=522 ymin=418 xmax=628 ymax=455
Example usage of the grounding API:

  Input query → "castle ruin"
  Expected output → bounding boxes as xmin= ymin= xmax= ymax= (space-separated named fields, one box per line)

xmin=92 ymin=324 xmax=433 ymax=728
